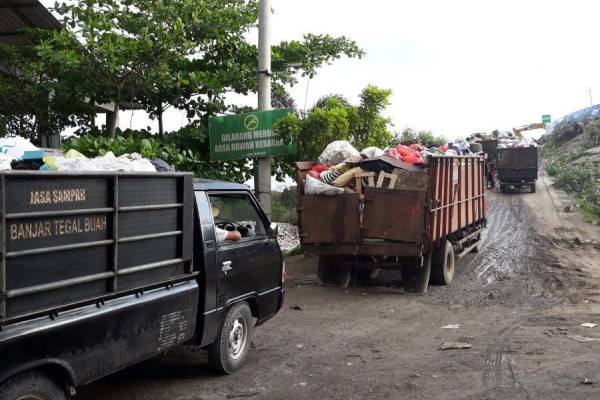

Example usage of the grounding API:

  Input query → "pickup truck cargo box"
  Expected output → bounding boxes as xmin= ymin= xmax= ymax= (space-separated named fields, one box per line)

xmin=296 ymin=156 xmax=487 ymax=292
xmin=0 ymin=171 xmax=194 ymax=325
xmin=496 ymin=147 xmax=538 ymax=192
xmin=0 ymin=172 xmax=284 ymax=399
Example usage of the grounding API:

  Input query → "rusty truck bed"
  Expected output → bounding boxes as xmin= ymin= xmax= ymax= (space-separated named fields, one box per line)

xmin=296 ymin=156 xmax=486 ymax=257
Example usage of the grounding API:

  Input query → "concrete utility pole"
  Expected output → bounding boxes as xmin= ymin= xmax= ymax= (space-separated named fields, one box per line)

xmin=256 ymin=0 xmax=272 ymax=218
xmin=588 ymin=89 xmax=594 ymax=107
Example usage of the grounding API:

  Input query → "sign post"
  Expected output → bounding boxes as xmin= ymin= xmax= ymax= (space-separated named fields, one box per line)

xmin=208 ymin=109 xmax=295 ymax=161
xmin=257 ymin=0 xmax=272 ymax=218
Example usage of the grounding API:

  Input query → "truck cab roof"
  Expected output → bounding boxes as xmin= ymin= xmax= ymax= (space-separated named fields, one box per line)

xmin=193 ymin=178 xmax=251 ymax=192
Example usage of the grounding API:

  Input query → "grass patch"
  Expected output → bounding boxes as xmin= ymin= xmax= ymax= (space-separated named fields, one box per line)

xmin=578 ymin=201 xmax=600 ymax=223
xmin=284 ymin=246 xmax=304 ymax=256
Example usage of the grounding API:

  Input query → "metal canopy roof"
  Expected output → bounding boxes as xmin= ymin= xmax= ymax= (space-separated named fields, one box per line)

xmin=0 ymin=0 xmax=61 ymax=45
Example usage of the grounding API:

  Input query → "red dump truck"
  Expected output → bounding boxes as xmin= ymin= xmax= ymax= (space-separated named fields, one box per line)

xmin=296 ymin=155 xmax=487 ymax=293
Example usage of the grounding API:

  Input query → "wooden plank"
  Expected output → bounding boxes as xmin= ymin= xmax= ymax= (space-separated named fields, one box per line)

xmin=446 ymin=158 xmax=452 ymax=237
xmin=435 ymin=158 xmax=444 ymax=243
xmin=471 ymin=157 xmax=476 ymax=224
xmin=440 ymin=158 xmax=449 ymax=240
xmin=458 ymin=159 xmax=463 ymax=228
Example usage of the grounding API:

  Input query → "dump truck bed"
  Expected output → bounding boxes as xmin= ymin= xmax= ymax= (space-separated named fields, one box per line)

xmin=296 ymin=156 xmax=486 ymax=257
xmin=0 ymin=171 xmax=194 ymax=325
xmin=496 ymin=147 xmax=538 ymax=185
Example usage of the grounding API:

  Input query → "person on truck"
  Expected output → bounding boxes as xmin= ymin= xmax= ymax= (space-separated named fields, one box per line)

xmin=212 ymin=205 xmax=242 ymax=241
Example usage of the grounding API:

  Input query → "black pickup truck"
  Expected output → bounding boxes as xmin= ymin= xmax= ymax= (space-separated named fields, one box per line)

xmin=0 ymin=171 xmax=284 ymax=399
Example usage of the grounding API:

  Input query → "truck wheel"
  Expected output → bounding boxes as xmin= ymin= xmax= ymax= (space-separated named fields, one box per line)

xmin=207 ymin=302 xmax=254 ymax=374
xmin=531 ymin=184 xmax=536 ymax=193
xmin=430 ymin=241 xmax=455 ymax=285
xmin=317 ymin=256 xmax=351 ymax=287
xmin=0 ymin=371 xmax=66 ymax=400
xmin=403 ymin=252 xmax=431 ymax=294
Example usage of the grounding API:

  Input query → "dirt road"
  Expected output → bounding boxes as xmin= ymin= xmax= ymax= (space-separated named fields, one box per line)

xmin=81 ymin=179 xmax=600 ymax=400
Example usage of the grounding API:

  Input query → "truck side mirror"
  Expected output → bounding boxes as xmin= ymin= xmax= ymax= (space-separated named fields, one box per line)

xmin=269 ymin=222 xmax=279 ymax=239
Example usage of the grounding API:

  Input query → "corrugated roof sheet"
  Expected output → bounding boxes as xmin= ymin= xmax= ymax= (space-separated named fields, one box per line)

xmin=0 ymin=0 xmax=61 ymax=44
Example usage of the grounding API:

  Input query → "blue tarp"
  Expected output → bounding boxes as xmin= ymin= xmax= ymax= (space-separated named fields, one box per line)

xmin=546 ymin=104 xmax=600 ymax=134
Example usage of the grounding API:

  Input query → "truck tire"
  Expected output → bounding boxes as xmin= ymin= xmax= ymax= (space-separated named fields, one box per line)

xmin=531 ymin=184 xmax=536 ymax=193
xmin=430 ymin=241 xmax=455 ymax=285
xmin=317 ymin=256 xmax=351 ymax=287
xmin=207 ymin=302 xmax=254 ymax=374
xmin=0 ymin=371 xmax=66 ymax=400
xmin=403 ymin=252 xmax=432 ymax=294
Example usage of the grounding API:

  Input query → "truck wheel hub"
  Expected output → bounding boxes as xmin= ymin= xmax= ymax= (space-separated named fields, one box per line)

xmin=229 ymin=318 xmax=247 ymax=359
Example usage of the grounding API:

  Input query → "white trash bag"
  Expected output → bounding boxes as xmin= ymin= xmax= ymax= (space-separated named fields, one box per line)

xmin=318 ymin=140 xmax=360 ymax=165
xmin=304 ymin=175 xmax=345 ymax=196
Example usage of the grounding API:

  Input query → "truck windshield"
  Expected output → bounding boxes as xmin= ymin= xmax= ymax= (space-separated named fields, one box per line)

xmin=208 ymin=193 xmax=268 ymax=239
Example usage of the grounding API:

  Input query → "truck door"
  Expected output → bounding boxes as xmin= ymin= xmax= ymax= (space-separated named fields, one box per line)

xmin=208 ymin=192 xmax=282 ymax=317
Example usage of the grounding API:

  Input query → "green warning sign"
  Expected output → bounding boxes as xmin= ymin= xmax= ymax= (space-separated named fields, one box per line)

xmin=208 ymin=109 xmax=295 ymax=161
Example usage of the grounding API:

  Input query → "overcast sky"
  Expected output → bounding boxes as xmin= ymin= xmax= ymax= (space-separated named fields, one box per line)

xmin=267 ymin=0 xmax=600 ymax=140
xmin=43 ymin=0 xmax=600 ymax=141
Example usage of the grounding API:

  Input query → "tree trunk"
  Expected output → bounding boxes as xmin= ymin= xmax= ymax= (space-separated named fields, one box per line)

xmin=89 ymin=98 xmax=96 ymax=129
xmin=107 ymin=101 xmax=120 ymax=137
xmin=158 ymin=106 xmax=164 ymax=139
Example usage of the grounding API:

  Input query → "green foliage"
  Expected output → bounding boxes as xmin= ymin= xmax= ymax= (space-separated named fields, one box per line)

xmin=548 ymin=118 xmax=583 ymax=145
xmin=271 ymin=186 xmax=298 ymax=224
xmin=0 ymin=0 xmax=364 ymax=182
xmin=398 ymin=128 xmax=446 ymax=147
xmin=0 ymin=36 xmax=94 ymax=142
xmin=545 ymin=157 xmax=600 ymax=210
xmin=582 ymin=119 xmax=600 ymax=150
xmin=273 ymin=85 xmax=393 ymax=178
xmin=273 ymin=34 xmax=364 ymax=83
xmin=284 ymin=245 xmax=304 ymax=256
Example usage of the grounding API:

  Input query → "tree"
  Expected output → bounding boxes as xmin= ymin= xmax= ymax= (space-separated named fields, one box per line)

xmin=0 ymin=34 xmax=93 ymax=142
xmin=41 ymin=0 xmax=247 ymax=136
xmin=398 ymin=128 xmax=446 ymax=147
xmin=273 ymin=85 xmax=394 ymax=179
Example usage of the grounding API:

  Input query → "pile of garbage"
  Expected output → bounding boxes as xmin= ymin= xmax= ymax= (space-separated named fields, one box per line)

xmin=0 ymin=137 xmax=173 ymax=172
xmin=467 ymin=131 xmax=537 ymax=149
xmin=496 ymin=137 xmax=538 ymax=149
xmin=303 ymin=140 xmax=471 ymax=196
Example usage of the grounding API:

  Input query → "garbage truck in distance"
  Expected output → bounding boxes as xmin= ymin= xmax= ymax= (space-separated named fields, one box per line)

xmin=296 ymin=155 xmax=487 ymax=292
xmin=496 ymin=147 xmax=538 ymax=193
xmin=0 ymin=171 xmax=285 ymax=399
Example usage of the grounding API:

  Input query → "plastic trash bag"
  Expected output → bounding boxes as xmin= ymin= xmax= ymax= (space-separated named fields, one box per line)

xmin=0 ymin=136 xmax=38 ymax=159
xmin=318 ymin=140 xmax=360 ymax=165
xmin=360 ymin=146 xmax=385 ymax=159
xmin=304 ymin=175 xmax=345 ymax=195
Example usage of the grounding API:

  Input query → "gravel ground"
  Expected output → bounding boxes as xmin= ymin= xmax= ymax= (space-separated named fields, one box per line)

xmin=81 ymin=179 xmax=600 ymax=400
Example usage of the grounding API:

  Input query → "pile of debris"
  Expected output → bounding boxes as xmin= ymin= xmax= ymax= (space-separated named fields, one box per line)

xmin=275 ymin=222 xmax=300 ymax=253
xmin=0 ymin=137 xmax=173 ymax=172
xmin=303 ymin=140 xmax=463 ymax=196
xmin=467 ymin=131 xmax=537 ymax=149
